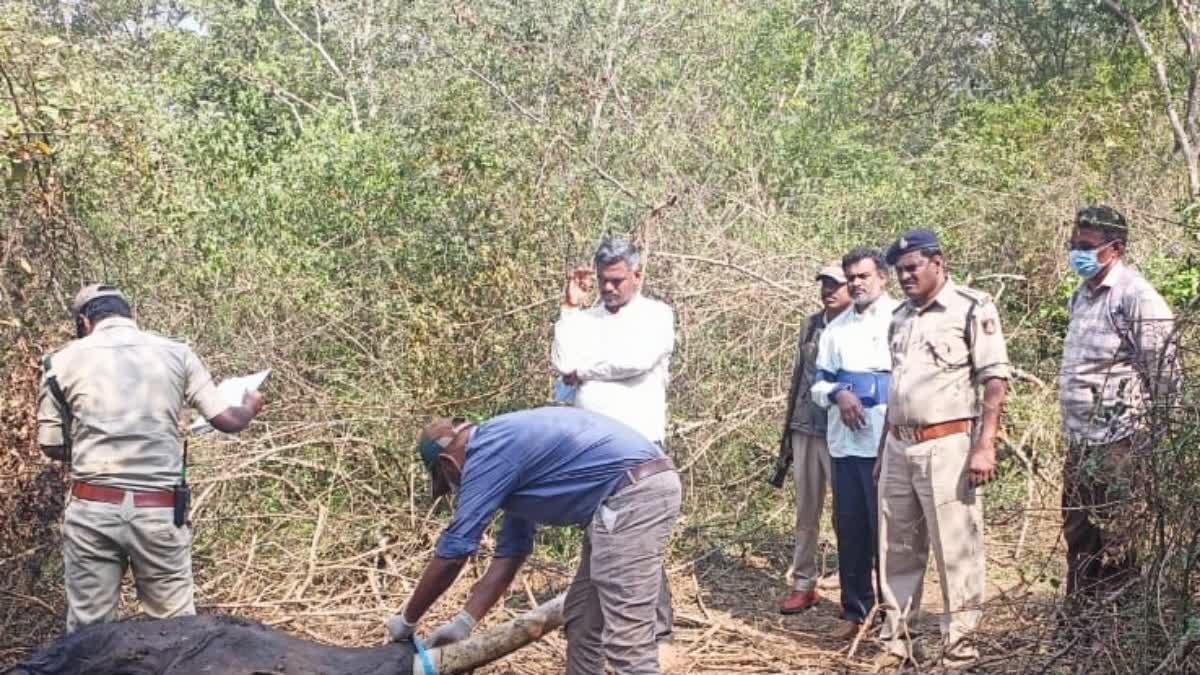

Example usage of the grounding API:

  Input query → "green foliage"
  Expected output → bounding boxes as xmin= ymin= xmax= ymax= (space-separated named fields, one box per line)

xmin=5 ymin=0 xmax=1200 ymax=669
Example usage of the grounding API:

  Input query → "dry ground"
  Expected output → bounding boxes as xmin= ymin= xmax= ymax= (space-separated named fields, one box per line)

xmin=2 ymin=467 xmax=1070 ymax=674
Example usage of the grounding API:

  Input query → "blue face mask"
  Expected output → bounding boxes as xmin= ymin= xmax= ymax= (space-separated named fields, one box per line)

xmin=1068 ymin=249 xmax=1102 ymax=278
xmin=1069 ymin=239 xmax=1116 ymax=279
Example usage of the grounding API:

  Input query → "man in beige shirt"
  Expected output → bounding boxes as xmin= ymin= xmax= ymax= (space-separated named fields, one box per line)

xmin=38 ymin=284 xmax=265 ymax=632
xmin=876 ymin=230 xmax=1010 ymax=666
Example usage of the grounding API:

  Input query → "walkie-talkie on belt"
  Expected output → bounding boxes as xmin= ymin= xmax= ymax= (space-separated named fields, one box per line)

xmin=174 ymin=439 xmax=191 ymax=528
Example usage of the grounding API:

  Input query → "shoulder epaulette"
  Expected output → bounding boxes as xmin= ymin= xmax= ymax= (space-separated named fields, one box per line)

xmin=41 ymin=343 xmax=69 ymax=370
xmin=954 ymin=286 xmax=991 ymax=306
xmin=146 ymin=330 xmax=191 ymax=345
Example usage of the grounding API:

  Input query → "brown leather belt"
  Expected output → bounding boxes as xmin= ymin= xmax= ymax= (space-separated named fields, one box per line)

xmin=72 ymin=481 xmax=176 ymax=508
xmin=614 ymin=456 xmax=676 ymax=494
xmin=890 ymin=419 xmax=972 ymax=444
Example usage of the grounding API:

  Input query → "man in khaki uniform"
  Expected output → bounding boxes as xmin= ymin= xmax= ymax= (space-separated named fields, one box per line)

xmin=38 ymin=284 xmax=265 ymax=632
xmin=876 ymin=230 xmax=1010 ymax=665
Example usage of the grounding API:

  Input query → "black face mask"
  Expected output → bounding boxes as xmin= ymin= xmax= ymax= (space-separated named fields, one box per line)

xmin=75 ymin=316 xmax=86 ymax=339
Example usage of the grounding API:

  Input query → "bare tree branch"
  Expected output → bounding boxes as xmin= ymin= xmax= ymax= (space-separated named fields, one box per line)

xmin=439 ymin=47 xmax=545 ymax=126
xmin=1172 ymin=0 xmax=1200 ymax=141
xmin=1103 ymin=0 xmax=1200 ymax=201
xmin=273 ymin=0 xmax=361 ymax=131
xmin=590 ymin=0 xmax=626 ymax=138
xmin=654 ymin=251 xmax=799 ymax=298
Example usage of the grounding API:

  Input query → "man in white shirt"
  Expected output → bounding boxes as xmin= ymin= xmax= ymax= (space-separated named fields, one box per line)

xmin=551 ymin=236 xmax=677 ymax=642
xmin=552 ymin=237 xmax=674 ymax=444
xmin=811 ymin=248 xmax=898 ymax=640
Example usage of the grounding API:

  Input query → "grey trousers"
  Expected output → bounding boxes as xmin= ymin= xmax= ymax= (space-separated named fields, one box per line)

xmin=565 ymin=470 xmax=683 ymax=675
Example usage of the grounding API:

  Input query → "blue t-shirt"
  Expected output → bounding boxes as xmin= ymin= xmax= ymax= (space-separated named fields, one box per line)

xmin=434 ymin=406 xmax=664 ymax=559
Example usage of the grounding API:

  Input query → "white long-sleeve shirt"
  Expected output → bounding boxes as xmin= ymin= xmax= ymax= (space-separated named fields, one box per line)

xmin=810 ymin=295 xmax=899 ymax=458
xmin=551 ymin=293 xmax=675 ymax=443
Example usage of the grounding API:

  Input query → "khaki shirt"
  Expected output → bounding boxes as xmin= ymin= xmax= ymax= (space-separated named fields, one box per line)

xmin=1059 ymin=262 xmax=1177 ymax=444
xmin=887 ymin=281 xmax=1010 ymax=427
xmin=786 ymin=311 xmax=830 ymax=434
xmin=37 ymin=317 xmax=228 ymax=491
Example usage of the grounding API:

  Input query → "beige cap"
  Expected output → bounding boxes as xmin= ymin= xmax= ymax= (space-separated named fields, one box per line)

xmin=815 ymin=264 xmax=846 ymax=284
xmin=72 ymin=284 xmax=129 ymax=314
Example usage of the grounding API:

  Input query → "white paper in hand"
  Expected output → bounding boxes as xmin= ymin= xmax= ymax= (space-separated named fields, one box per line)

xmin=190 ymin=369 xmax=271 ymax=434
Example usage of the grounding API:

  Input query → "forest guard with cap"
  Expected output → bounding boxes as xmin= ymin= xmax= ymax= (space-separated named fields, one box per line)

xmin=772 ymin=263 xmax=851 ymax=614
xmin=386 ymin=407 xmax=682 ymax=675
xmin=38 ymin=284 xmax=265 ymax=632
xmin=874 ymin=231 xmax=1011 ymax=667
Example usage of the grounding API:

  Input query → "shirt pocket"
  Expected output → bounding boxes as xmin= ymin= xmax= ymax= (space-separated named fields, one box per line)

xmin=890 ymin=335 xmax=907 ymax=367
xmin=926 ymin=338 xmax=969 ymax=370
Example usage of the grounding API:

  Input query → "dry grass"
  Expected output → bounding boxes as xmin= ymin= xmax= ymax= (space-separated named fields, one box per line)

xmin=0 ymin=405 xmax=1070 ymax=674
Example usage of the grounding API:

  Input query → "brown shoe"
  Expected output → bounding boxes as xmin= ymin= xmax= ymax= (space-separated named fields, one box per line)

xmin=831 ymin=619 xmax=861 ymax=640
xmin=779 ymin=589 xmax=819 ymax=614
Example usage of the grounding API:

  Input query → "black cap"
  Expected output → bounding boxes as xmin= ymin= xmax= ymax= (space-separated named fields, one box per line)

xmin=885 ymin=229 xmax=941 ymax=265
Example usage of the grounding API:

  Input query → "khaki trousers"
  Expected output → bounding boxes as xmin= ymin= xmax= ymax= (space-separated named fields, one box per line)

xmin=790 ymin=430 xmax=831 ymax=591
xmin=565 ymin=471 xmax=682 ymax=675
xmin=62 ymin=492 xmax=195 ymax=633
xmin=878 ymin=432 xmax=984 ymax=659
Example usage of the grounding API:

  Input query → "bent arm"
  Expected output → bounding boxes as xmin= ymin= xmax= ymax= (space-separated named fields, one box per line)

xmin=1128 ymin=288 xmax=1180 ymax=399
xmin=36 ymin=372 xmax=67 ymax=451
xmin=463 ymin=556 xmax=527 ymax=621
xmin=575 ymin=306 xmax=675 ymax=381
xmin=207 ymin=401 xmax=260 ymax=434
xmin=404 ymin=556 xmax=469 ymax=623
xmin=551 ymin=308 xmax=589 ymax=375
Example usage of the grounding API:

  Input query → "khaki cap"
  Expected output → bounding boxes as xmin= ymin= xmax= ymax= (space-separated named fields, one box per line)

xmin=72 ymin=284 xmax=129 ymax=314
xmin=816 ymin=264 xmax=846 ymax=284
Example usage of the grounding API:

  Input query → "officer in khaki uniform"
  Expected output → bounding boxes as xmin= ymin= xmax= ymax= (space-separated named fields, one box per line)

xmin=875 ymin=230 xmax=1010 ymax=665
xmin=38 ymin=284 xmax=265 ymax=632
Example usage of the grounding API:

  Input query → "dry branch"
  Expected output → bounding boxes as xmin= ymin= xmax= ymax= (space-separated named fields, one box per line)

xmin=1103 ymin=0 xmax=1200 ymax=200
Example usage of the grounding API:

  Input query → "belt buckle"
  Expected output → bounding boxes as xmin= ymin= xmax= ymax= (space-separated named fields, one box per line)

xmin=895 ymin=425 xmax=917 ymax=442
